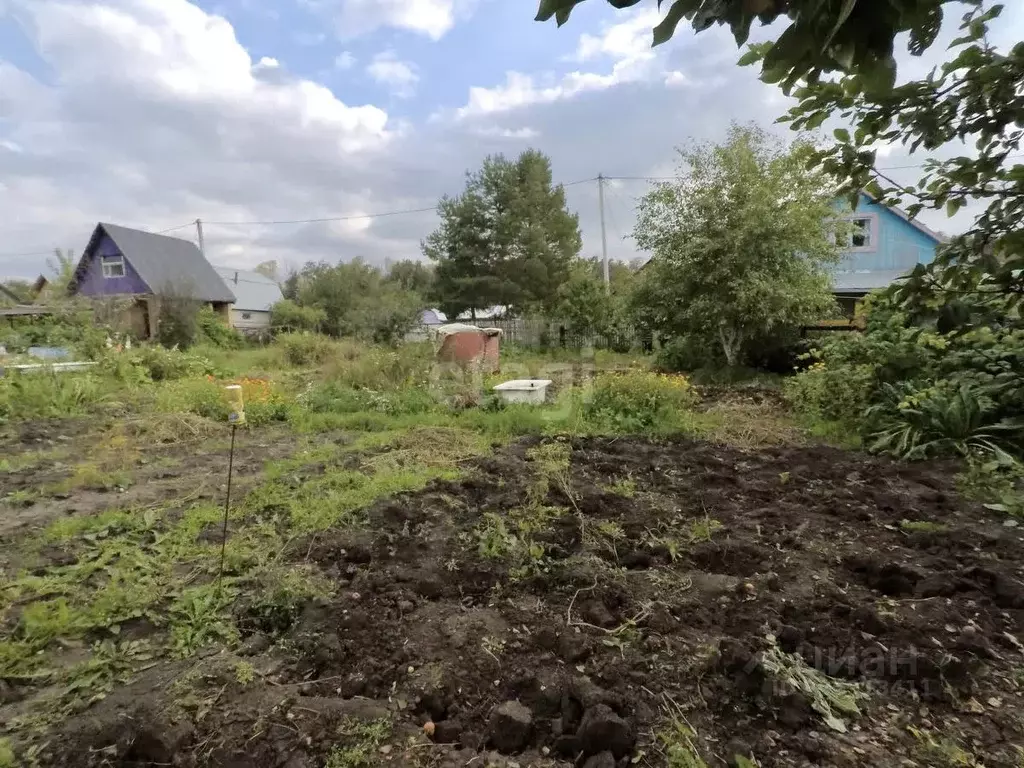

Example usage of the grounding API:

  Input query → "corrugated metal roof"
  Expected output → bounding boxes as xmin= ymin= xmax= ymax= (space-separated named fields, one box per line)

xmin=89 ymin=223 xmax=236 ymax=303
xmin=213 ymin=267 xmax=283 ymax=311
xmin=831 ymin=269 xmax=907 ymax=294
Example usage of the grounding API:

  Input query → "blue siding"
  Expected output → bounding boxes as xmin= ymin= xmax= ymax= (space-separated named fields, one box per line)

xmin=836 ymin=194 xmax=939 ymax=273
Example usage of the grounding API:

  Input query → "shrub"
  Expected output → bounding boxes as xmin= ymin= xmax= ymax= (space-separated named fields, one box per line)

xmin=0 ymin=372 xmax=104 ymax=422
xmin=322 ymin=343 xmax=432 ymax=390
xmin=100 ymin=346 xmax=217 ymax=382
xmin=270 ymin=299 xmax=326 ymax=333
xmin=783 ymin=360 xmax=875 ymax=424
xmin=656 ymin=335 xmax=723 ymax=372
xmin=197 ymin=307 xmax=243 ymax=349
xmin=156 ymin=292 xmax=203 ymax=349
xmin=866 ymin=380 xmax=1024 ymax=461
xmin=786 ymin=291 xmax=1024 ymax=460
xmin=275 ymin=332 xmax=339 ymax=366
xmin=584 ymin=371 xmax=698 ymax=431
xmin=302 ymin=381 xmax=435 ymax=416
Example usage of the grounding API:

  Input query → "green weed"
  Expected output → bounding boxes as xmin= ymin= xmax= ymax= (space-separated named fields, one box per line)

xmin=584 ymin=370 xmax=698 ymax=432
xmin=760 ymin=638 xmax=867 ymax=733
xmin=234 ymin=660 xmax=255 ymax=686
xmin=0 ymin=737 xmax=14 ymax=768
xmin=326 ymin=718 xmax=393 ymax=768
xmin=908 ymin=726 xmax=977 ymax=767
xmin=604 ymin=477 xmax=637 ymax=498
xmin=169 ymin=585 xmax=238 ymax=658
xmin=54 ymin=462 xmax=132 ymax=492
xmin=657 ymin=715 xmax=708 ymax=768
xmin=899 ymin=520 xmax=949 ymax=534
xmin=688 ymin=515 xmax=723 ymax=543
xmin=4 ymin=488 xmax=38 ymax=506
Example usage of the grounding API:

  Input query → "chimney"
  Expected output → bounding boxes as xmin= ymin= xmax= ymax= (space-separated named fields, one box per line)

xmin=234 ymin=271 xmax=239 ymax=284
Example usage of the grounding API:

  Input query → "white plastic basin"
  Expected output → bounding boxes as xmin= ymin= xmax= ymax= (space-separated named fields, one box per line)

xmin=493 ymin=379 xmax=552 ymax=405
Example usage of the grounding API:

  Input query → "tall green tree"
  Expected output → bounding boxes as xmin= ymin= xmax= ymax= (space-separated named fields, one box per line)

xmin=385 ymin=259 xmax=435 ymax=296
xmin=631 ymin=124 xmax=841 ymax=366
xmin=422 ymin=149 xmax=582 ymax=319
xmin=48 ymin=248 xmax=76 ymax=293
xmin=294 ymin=258 xmax=424 ymax=343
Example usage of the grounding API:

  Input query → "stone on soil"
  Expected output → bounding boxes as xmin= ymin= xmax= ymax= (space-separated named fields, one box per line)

xmin=487 ymin=700 xmax=533 ymax=753
xmin=576 ymin=703 xmax=634 ymax=758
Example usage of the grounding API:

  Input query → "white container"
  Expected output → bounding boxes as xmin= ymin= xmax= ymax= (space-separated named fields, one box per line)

xmin=493 ymin=379 xmax=552 ymax=405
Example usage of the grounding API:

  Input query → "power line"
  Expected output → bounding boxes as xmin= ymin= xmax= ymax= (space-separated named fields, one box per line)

xmin=202 ymin=178 xmax=597 ymax=228
xmin=203 ymin=206 xmax=440 ymax=228
xmin=156 ymin=222 xmax=196 ymax=235
xmin=603 ymin=154 xmax=1024 ymax=183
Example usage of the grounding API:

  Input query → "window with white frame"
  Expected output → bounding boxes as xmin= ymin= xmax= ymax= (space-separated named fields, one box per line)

xmin=835 ymin=216 xmax=875 ymax=249
xmin=850 ymin=216 xmax=872 ymax=248
xmin=101 ymin=254 xmax=125 ymax=278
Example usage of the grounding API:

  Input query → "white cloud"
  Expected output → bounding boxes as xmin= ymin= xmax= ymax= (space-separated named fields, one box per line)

xmin=572 ymin=9 xmax=659 ymax=63
xmin=334 ymin=50 xmax=355 ymax=70
xmin=305 ymin=0 xmax=474 ymax=40
xmin=472 ymin=126 xmax=540 ymax=140
xmin=452 ymin=9 xmax=668 ymax=119
xmin=664 ymin=70 xmax=688 ymax=87
xmin=453 ymin=57 xmax=651 ymax=119
xmin=366 ymin=50 xmax=419 ymax=97
xmin=0 ymin=0 xmax=414 ymax=272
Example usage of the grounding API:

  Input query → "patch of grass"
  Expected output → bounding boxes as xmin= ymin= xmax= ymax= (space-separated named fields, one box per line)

xmin=239 ymin=563 xmax=335 ymax=636
xmin=899 ymin=520 xmax=950 ymax=534
xmin=657 ymin=715 xmax=708 ymax=768
xmin=63 ymin=639 xmax=154 ymax=710
xmin=603 ymin=477 xmax=637 ymax=498
xmin=234 ymin=660 xmax=255 ymax=686
xmin=169 ymin=584 xmax=238 ymax=658
xmin=643 ymin=514 xmax=722 ymax=560
xmin=4 ymin=488 xmax=39 ymax=507
xmin=908 ymin=726 xmax=977 ymax=767
xmin=760 ymin=638 xmax=867 ymax=733
xmin=799 ymin=415 xmax=863 ymax=449
xmin=688 ymin=515 xmax=723 ymax=543
xmin=0 ymin=737 xmax=14 ymax=768
xmin=326 ymin=717 xmax=393 ymax=768
xmin=957 ymin=456 xmax=1024 ymax=518
xmin=53 ymin=462 xmax=132 ymax=493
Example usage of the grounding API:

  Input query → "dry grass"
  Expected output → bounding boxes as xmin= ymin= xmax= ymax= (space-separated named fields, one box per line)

xmin=699 ymin=399 xmax=805 ymax=448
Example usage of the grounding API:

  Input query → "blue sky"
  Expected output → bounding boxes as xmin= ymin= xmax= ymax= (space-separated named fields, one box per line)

xmin=0 ymin=0 xmax=1016 ymax=278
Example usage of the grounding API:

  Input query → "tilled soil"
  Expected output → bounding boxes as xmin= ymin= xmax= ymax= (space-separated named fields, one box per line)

xmin=32 ymin=436 xmax=1024 ymax=767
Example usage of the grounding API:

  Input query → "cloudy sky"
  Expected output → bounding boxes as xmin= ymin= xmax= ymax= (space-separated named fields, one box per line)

xmin=0 ymin=0 xmax=1019 ymax=279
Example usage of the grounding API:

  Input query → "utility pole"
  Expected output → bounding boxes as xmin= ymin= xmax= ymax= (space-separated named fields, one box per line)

xmin=196 ymin=219 xmax=206 ymax=258
xmin=597 ymin=174 xmax=610 ymax=293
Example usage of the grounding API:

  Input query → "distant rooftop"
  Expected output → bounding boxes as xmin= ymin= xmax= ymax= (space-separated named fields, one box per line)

xmin=213 ymin=267 xmax=283 ymax=311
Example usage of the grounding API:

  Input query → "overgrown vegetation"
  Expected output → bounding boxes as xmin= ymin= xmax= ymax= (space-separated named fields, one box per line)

xmin=785 ymin=292 xmax=1023 ymax=476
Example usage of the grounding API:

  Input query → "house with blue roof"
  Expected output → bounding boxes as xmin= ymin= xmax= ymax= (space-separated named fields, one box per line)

xmin=832 ymin=192 xmax=947 ymax=314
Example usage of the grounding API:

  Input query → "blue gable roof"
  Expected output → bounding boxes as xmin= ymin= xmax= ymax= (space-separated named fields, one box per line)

xmin=832 ymin=193 xmax=946 ymax=295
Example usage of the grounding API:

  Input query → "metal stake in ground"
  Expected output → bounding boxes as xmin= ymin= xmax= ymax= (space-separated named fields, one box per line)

xmin=218 ymin=385 xmax=246 ymax=590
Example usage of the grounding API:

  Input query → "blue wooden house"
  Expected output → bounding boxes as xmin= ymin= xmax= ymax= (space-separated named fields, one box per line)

xmin=832 ymin=192 xmax=946 ymax=313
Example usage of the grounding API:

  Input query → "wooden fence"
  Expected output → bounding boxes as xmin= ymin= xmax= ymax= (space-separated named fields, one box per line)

xmin=479 ymin=316 xmax=648 ymax=351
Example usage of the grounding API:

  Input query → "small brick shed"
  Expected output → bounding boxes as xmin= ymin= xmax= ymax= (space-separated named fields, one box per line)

xmin=431 ymin=324 xmax=501 ymax=373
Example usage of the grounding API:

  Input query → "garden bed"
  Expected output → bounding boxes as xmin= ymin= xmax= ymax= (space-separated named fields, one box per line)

xmin=18 ymin=435 xmax=1024 ymax=768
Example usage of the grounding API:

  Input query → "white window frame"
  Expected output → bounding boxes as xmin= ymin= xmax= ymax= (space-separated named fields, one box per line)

xmin=842 ymin=214 xmax=878 ymax=252
xmin=101 ymin=255 xmax=126 ymax=278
